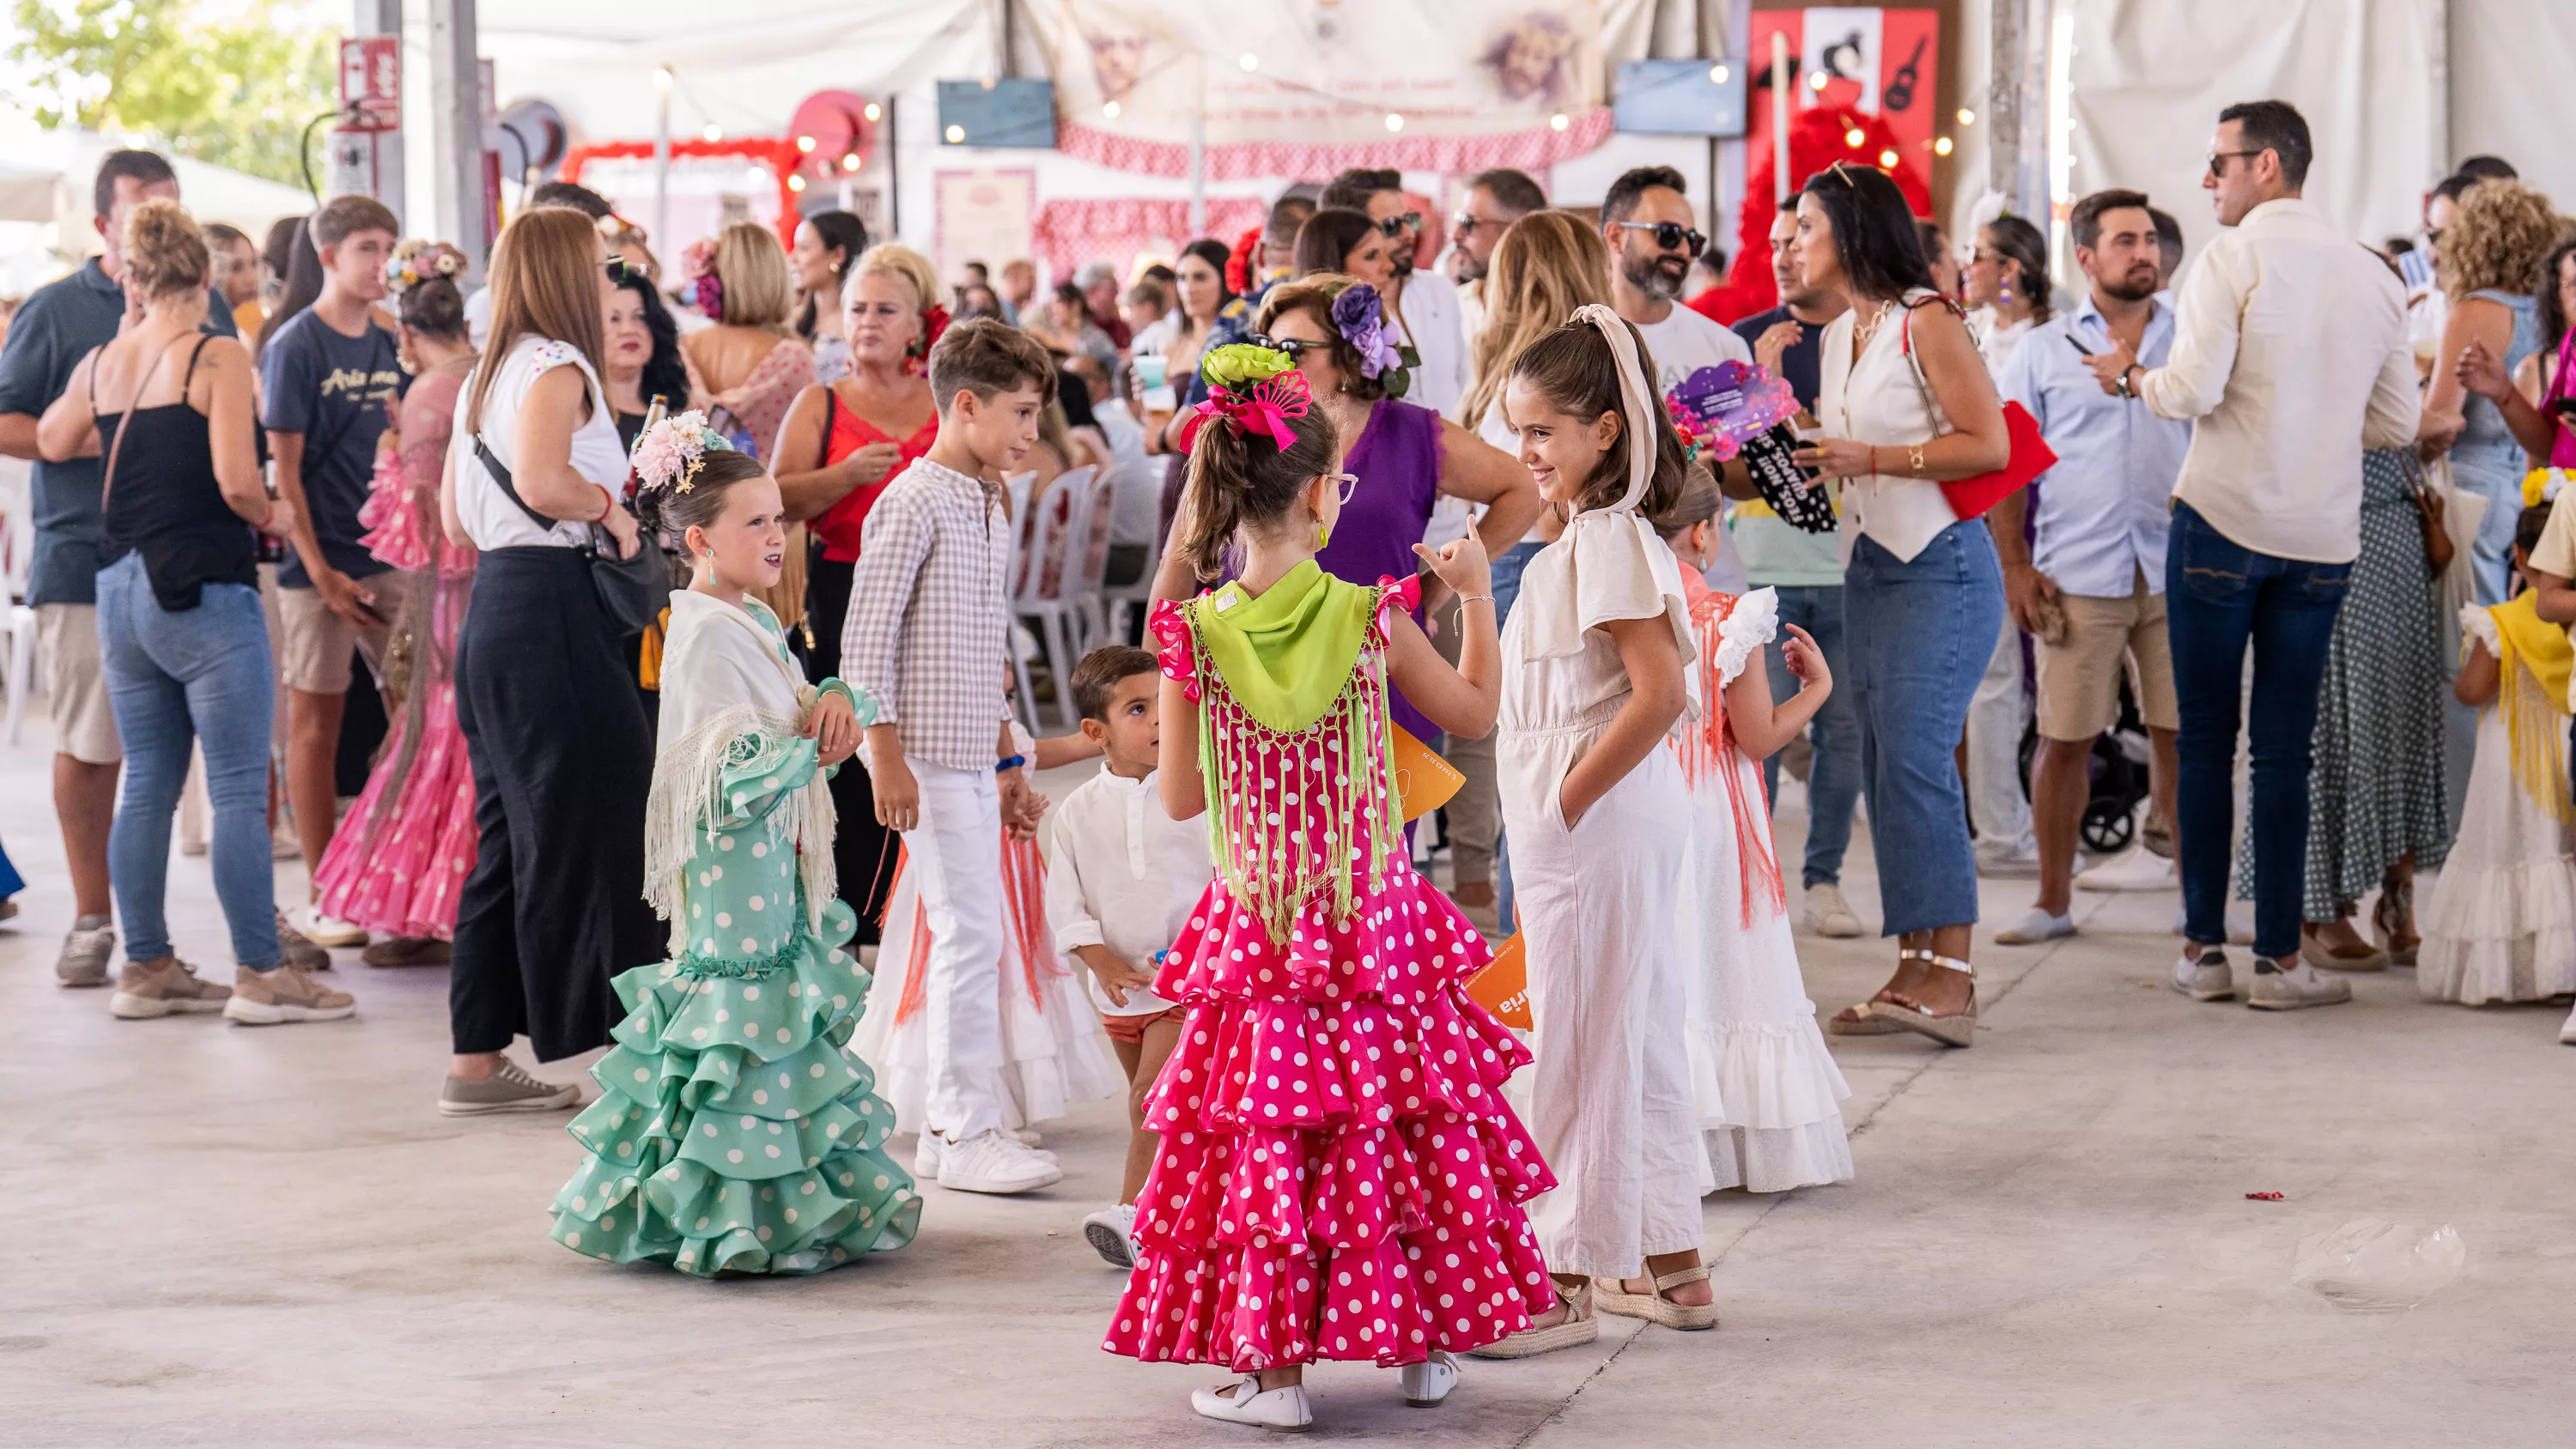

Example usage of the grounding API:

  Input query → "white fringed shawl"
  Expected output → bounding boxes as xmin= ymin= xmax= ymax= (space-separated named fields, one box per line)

xmin=644 ymin=589 xmax=841 ymax=952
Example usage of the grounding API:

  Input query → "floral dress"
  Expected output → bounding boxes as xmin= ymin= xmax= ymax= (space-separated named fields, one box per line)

xmin=550 ymin=593 xmax=920 ymax=1276
xmin=312 ymin=367 xmax=477 ymax=939
xmin=1104 ymin=567 xmax=1555 ymax=1370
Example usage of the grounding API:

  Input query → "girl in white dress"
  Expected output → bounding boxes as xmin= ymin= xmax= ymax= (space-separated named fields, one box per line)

xmin=852 ymin=721 xmax=1124 ymax=1149
xmin=1475 ymin=306 xmax=1710 ymax=1356
xmin=1650 ymin=476 xmax=1856 ymax=1191
xmin=2419 ymin=506 xmax=2576 ymax=1035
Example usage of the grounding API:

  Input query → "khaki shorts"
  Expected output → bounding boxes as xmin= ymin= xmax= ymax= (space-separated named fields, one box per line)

xmin=38 ymin=603 xmax=121 ymax=765
xmin=2034 ymin=569 xmax=2178 ymax=742
xmin=276 ymin=579 xmax=393 ymax=695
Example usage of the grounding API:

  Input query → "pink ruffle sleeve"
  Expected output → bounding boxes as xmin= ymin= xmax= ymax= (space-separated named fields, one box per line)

xmin=1369 ymin=573 xmax=1423 ymax=646
xmin=1147 ymin=597 xmax=1200 ymax=702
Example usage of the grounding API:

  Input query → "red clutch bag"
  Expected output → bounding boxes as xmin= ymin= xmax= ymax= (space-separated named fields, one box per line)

xmin=1900 ymin=304 xmax=2059 ymax=522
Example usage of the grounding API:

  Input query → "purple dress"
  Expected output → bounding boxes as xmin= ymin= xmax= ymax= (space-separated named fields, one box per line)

xmin=1317 ymin=398 xmax=1442 ymax=740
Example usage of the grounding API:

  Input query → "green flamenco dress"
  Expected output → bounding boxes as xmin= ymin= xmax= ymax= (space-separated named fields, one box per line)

xmin=549 ymin=688 xmax=921 ymax=1276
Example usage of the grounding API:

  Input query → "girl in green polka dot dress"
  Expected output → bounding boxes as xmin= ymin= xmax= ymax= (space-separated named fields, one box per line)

xmin=549 ymin=413 xmax=920 ymax=1275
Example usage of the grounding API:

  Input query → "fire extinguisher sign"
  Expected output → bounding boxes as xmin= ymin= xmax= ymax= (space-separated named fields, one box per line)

xmin=341 ymin=36 xmax=400 ymax=131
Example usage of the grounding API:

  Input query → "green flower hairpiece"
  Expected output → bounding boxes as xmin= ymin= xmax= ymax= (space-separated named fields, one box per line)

xmin=1200 ymin=343 xmax=1295 ymax=391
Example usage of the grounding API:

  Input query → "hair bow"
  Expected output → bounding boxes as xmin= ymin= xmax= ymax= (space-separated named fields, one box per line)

xmin=1177 ymin=367 xmax=1312 ymax=452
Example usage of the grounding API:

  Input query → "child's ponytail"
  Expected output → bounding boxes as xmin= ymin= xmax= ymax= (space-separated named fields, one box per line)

xmin=1171 ymin=344 xmax=1341 ymax=582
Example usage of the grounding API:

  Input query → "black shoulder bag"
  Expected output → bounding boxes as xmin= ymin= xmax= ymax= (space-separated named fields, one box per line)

xmin=472 ymin=434 xmax=666 ymax=635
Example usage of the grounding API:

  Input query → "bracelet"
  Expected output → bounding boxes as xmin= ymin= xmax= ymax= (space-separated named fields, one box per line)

xmin=1906 ymin=443 xmax=1927 ymax=477
xmin=592 ymin=485 xmax=617 ymax=523
xmin=995 ymin=754 xmax=1026 ymax=773
xmin=1459 ymin=593 xmax=1495 ymax=605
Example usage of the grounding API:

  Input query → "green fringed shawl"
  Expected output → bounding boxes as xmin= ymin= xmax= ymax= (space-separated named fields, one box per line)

xmin=1182 ymin=563 xmax=1405 ymax=945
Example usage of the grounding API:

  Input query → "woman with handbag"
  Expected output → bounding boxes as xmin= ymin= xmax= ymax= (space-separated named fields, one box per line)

xmin=1790 ymin=164 xmax=2017 ymax=1048
xmin=434 ymin=206 xmax=661 ymax=1114
xmin=2233 ymin=451 xmax=2456 ymax=968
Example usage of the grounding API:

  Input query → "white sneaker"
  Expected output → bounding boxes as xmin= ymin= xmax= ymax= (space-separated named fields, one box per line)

xmin=1083 ymin=1202 xmax=1139 ymax=1269
xmin=912 ymin=1133 xmax=941 ymax=1181
xmin=2245 ymin=959 xmax=2352 ymax=1011
xmin=1801 ymin=882 xmax=1864 ymax=938
xmin=1993 ymin=907 xmax=2074 ymax=945
xmin=2076 ymin=846 xmax=2178 ymax=893
xmin=1400 ymin=1351 xmax=1461 ymax=1407
xmin=1976 ymin=836 xmax=2042 ymax=877
xmin=933 ymin=1128 xmax=1063 ymax=1194
xmin=293 ymin=905 xmax=368 ymax=948
xmin=1192 ymin=1376 xmax=1313 ymax=1431
xmin=2173 ymin=947 xmax=2234 ymax=1002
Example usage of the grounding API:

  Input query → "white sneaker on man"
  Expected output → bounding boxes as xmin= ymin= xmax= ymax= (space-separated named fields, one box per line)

xmin=1083 ymin=1202 xmax=1139 ymax=1268
xmin=1994 ymin=907 xmax=2074 ymax=945
xmin=1801 ymin=882 xmax=1863 ymax=938
xmin=1976 ymin=835 xmax=2043 ymax=876
xmin=292 ymin=904 xmax=368 ymax=948
xmin=931 ymin=1128 xmax=1063 ymax=1194
xmin=2245 ymin=959 xmax=2352 ymax=1010
xmin=2077 ymin=846 xmax=2178 ymax=893
xmin=2172 ymin=947 xmax=2234 ymax=1002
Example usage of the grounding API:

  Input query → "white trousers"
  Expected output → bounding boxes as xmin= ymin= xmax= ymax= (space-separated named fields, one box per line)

xmin=1965 ymin=615 xmax=2033 ymax=848
xmin=901 ymin=758 xmax=1007 ymax=1141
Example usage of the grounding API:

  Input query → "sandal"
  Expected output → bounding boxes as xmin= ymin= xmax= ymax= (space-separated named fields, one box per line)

xmin=1827 ymin=948 xmax=1929 ymax=1036
xmin=1869 ymin=953 xmax=1978 ymax=1048
xmin=1466 ymin=1278 xmax=1599 ymax=1359
xmin=2372 ymin=883 xmax=2419 ymax=967
xmin=2299 ymin=924 xmax=2387 ymax=973
xmin=1594 ymin=1265 xmax=1719 ymax=1331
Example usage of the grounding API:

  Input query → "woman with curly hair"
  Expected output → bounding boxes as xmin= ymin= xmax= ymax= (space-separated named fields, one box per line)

xmin=2422 ymin=179 xmax=2561 ymax=605
xmin=602 ymin=264 xmax=696 ymax=451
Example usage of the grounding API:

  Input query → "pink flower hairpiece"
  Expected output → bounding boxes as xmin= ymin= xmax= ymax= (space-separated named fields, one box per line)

xmin=630 ymin=409 xmax=733 ymax=492
xmin=1177 ymin=367 xmax=1313 ymax=452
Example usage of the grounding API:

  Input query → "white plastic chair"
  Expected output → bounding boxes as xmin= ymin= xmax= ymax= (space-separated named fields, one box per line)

xmin=0 ymin=459 xmax=37 ymax=746
xmin=1011 ymin=465 xmax=1097 ymax=731
xmin=1064 ymin=464 xmax=1121 ymax=649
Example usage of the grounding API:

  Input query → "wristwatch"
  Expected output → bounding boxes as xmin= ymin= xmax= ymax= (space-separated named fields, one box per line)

xmin=2114 ymin=365 xmax=2140 ymax=399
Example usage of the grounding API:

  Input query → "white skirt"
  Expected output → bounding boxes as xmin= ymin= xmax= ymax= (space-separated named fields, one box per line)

xmin=852 ymin=835 xmax=1124 ymax=1133
xmin=2418 ymin=703 xmax=2576 ymax=1004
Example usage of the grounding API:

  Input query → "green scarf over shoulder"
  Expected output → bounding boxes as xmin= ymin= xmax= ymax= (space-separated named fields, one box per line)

xmin=1185 ymin=561 xmax=1378 ymax=732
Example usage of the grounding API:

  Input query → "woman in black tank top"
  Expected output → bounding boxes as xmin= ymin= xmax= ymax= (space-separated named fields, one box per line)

xmin=38 ymin=197 xmax=349 ymax=1023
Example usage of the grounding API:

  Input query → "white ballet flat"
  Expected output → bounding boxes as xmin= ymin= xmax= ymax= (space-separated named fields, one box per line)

xmin=1191 ymin=1375 xmax=1312 ymax=1432
xmin=1400 ymin=1350 xmax=1460 ymax=1407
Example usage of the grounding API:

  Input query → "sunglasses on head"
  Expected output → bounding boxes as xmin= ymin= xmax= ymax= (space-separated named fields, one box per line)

xmin=1619 ymin=220 xmax=1707 ymax=255
xmin=603 ymin=255 xmax=634 ymax=283
xmin=1248 ymin=334 xmax=1327 ymax=357
xmin=1372 ymin=211 xmax=1423 ymax=238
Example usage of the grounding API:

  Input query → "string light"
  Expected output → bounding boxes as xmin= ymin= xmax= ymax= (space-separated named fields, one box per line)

xmin=863 ymin=102 xmax=882 ymax=123
xmin=702 ymin=124 xmax=723 ymax=142
xmin=795 ymin=135 xmax=816 ymax=154
xmin=1708 ymin=63 xmax=1729 ymax=84
xmin=1878 ymin=149 xmax=1899 ymax=167
xmin=653 ymin=66 xmax=672 ymax=91
xmin=1957 ymin=107 xmax=1977 ymax=125
xmin=1103 ymin=100 xmax=1121 ymax=118
xmin=1549 ymin=112 xmax=1569 ymax=131
xmin=841 ymin=154 xmax=862 ymax=173
xmin=1239 ymin=52 xmax=1258 ymax=71
xmin=1809 ymin=71 xmax=1827 ymax=91
xmin=1384 ymin=112 xmax=1404 ymax=132
xmin=943 ymin=123 xmax=964 ymax=143
xmin=1934 ymin=136 xmax=1954 ymax=156
xmin=787 ymin=174 xmax=806 ymax=192
xmin=1844 ymin=127 xmax=1864 ymax=147
xmin=744 ymin=165 xmax=765 ymax=184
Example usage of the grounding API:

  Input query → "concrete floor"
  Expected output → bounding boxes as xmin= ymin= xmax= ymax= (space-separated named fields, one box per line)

xmin=3 ymin=723 xmax=2573 ymax=1447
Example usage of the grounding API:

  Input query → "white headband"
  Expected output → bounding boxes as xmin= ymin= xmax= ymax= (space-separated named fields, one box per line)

xmin=1570 ymin=303 xmax=1656 ymax=516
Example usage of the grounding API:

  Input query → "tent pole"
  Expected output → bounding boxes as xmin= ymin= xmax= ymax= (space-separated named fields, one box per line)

xmin=428 ymin=0 xmax=487 ymax=284
xmin=653 ymin=65 xmax=671 ymax=261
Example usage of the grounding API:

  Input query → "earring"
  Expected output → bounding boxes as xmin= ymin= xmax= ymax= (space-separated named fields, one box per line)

xmin=1317 ymin=519 xmax=1333 ymax=549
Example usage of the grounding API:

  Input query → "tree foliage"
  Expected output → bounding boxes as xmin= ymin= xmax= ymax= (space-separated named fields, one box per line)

xmin=7 ymin=0 xmax=338 ymax=186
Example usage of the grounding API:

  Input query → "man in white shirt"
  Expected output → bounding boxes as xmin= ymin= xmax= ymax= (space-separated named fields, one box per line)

xmin=1321 ymin=168 xmax=1471 ymax=418
xmin=2086 ymin=100 xmax=2420 ymax=1011
xmin=1449 ymin=167 xmax=1546 ymax=349
xmin=1601 ymin=165 xmax=1754 ymax=592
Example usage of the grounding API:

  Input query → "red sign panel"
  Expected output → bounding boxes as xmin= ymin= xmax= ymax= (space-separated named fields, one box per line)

xmin=340 ymin=36 xmax=400 ymax=131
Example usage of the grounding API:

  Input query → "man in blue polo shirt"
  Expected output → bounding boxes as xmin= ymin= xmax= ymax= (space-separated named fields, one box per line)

xmin=0 ymin=149 xmax=237 ymax=988
xmin=1986 ymin=188 xmax=2192 ymax=947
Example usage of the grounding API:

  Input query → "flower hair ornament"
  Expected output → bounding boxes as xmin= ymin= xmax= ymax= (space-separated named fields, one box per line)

xmin=630 ymin=409 xmax=736 ymax=493
xmin=2524 ymin=466 xmax=2570 ymax=509
xmin=383 ymin=240 xmax=465 ymax=296
xmin=680 ymin=238 xmax=723 ymax=323
xmin=908 ymin=302 xmax=952 ymax=370
xmin=1326 ymin=282 xmax=1418 ymax=399
xmin=1177 ymin=343 xmax=1312 ymax=451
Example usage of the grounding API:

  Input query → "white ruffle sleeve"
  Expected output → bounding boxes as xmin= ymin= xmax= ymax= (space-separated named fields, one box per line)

xmin=1515 ymin=509 xmax=1698 ymax=669
xmin=2459 ymin=602 xmax=2502 ymax=657
xmin=1712 ymin=586 xmax=1779 ymax=687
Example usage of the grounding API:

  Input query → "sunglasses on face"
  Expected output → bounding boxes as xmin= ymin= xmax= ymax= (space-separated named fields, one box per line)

xmin=1248 ymin=334 xmax=1328 ymax=358
xmin=1619 ymin=220 xmax=1707 ymax=255
xmin=2207 ymin=149 xmax=2263 ymax=179
xmin=1371 ymin=211 xmax=1423 ymax=238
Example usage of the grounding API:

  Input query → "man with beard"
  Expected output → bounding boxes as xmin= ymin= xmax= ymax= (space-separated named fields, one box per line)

xmin=1448 ymin=167 xmax=1546 ymax=346
xmin=1984 ymin=189 xmax=2195 ymax=944
xmin=1319 ymin=167 xmax=1469 ymax=416
xmin=1597 ymin=166 xmax=1751 ymax=398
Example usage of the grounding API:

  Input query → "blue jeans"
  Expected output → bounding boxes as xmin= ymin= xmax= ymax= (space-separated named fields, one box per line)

xmin=95 ymin=554 xmax=280 ymax=970
xmin=2164 ymin=501 xmax=2348 ymax=961
xmin=1759 ymin=583 xmax=1860 ymax=888
xmin=1489 ymin=539 xmax=1544 ymax=931
xmin=1845 ymin=522 xmax=2003 ymax=935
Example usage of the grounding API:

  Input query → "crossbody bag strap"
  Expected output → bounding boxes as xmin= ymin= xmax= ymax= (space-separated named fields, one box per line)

xmin=471 ymin=433 xmax=560 ymax=531
xmin=97 ymin=342 xmax=168 ymax=516
xmin=1896 ymin=297 xmax=1952 ymax=440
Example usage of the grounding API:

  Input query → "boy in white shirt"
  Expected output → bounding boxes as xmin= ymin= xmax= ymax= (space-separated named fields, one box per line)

xmin=1043 ymin=645 xmax=1215 ymax=1267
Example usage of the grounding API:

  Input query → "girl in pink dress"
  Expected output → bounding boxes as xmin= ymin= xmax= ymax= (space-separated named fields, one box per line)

xmin=311 ymin=245 xmax=478 ymax=961
xmin=1106 ymin=347 xmax=1551 ymax=1431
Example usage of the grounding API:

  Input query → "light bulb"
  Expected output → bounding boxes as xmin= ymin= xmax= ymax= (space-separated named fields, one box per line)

xmin=944 ymin=124 xmax=965 ymax=143
xmin=796 ymin=135 xmax=816 ymax=154
xmin=745 ymin=165 xmax=766 ymax=184
xmin=1239 ymin=52 xmax=1258 ymax=71
xmin=1709 ymin=63 xmax=1729 ymax=84
xmin=1809 ymin=71 xmax=1827 ymax=91
xmin=1878 ymin=149 xmax=1899 ymax=167
xmin=1957 ymin=107 xmax=1976 ymax=125
xmin=1385 ymin=112 xmax=1404 ymax=132
xmin=1549 ymin=112 xmax=1570 ymax=132
xmin=841 ymin=154 xmax=861 ymax=173
xmin=787 ymin=174 xmax=806 ymax=192
xmin=653 ymin=66 xmax=672 ymax=90
xmin=1103 ymin=100 xmax=1121 ymax=118
xmin=1934 ymin=136 xmax=1954 ymax=157
xmin=863 ymin=102 xmax=882 ymax=123
xmin=702 ymin=124 xmax=723 ymax=142
xmin=1844 ymin=127 xmax=1864 ymax=147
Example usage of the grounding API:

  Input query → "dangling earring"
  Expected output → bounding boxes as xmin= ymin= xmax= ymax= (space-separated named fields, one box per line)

xmin=1317 ymin=518 xmax=1333 ymax=549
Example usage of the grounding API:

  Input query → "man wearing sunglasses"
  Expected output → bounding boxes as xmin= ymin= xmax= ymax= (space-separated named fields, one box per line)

xmin=2082 ymin=98 xmax=2419 ymax=1012
xmin=1597 ymin=167 xmax=1751 ymax=408
xmin=1319 ymin=167 xmax=1470 ymax=416
xmin=1447 ymin=167 xmax=1547 ymax=346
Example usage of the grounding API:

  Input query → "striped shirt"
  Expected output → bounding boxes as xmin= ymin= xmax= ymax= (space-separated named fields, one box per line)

xmin=840 ymin=457 xmax=1013 ymax=770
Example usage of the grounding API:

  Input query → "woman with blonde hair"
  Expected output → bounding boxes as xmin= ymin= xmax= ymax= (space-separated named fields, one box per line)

xmin=436 ymin=204 xmax=659 ymax=1114
xmin=679 ymin=221 xmax=815 ymax=459
xmin=2422 ymin=179 xmax=2561 ymax=604
xmin=769 ymin=240 xmax=945 ymax=942
xmin=36 ymin=198 xmax=325 ymax=1025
